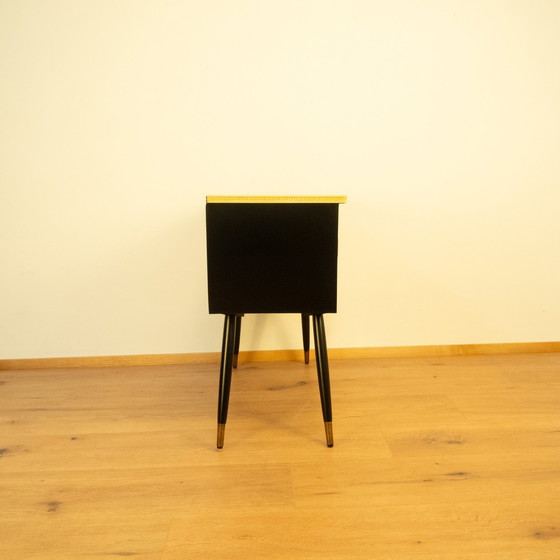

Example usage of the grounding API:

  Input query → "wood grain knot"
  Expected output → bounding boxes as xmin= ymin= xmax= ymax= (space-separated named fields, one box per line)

xmin=533 ymin=527 xmax=559 ymax=540
xmin=268 ymin=381 xmax=307 ymax=391
xmin=46 ymin=501 xmax=62 ymax=513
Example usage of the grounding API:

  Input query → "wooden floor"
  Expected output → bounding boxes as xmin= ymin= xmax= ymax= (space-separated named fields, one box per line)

xmin=1 ymin=353 xmax=559 ymax=559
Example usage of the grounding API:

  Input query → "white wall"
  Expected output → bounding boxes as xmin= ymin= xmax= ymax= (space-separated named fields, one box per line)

xmin=1 ymin=0 xmax=559 ymax=359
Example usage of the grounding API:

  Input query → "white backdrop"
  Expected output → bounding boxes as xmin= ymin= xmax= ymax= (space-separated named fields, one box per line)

xmin=1 ymin=0 xmax=559 ymax=359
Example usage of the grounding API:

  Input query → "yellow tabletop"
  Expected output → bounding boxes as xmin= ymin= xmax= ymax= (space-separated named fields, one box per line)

xmin=206 ymin=195 xmax=347 ymax=204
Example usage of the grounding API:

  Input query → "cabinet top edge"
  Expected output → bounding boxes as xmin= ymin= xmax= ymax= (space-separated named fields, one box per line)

xmin=206 ymin=195 xmax=347 ymax=204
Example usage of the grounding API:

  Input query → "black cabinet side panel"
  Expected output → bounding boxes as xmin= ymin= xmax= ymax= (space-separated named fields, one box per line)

xmin=206 ymin=203 xmax=339 ymax=314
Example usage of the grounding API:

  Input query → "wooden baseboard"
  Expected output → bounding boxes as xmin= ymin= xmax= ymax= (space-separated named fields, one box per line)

xmin=1 ymin=341 xmax=559 ymax=371
xmin=236 ymin=341 xmax=560 ymax=362
xmin=0 ymin=352 xmax=222 ymax=371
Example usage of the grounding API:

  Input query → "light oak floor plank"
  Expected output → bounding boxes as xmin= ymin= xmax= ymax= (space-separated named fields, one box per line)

xmin=1 ymin=353 xmax=559 ymax=559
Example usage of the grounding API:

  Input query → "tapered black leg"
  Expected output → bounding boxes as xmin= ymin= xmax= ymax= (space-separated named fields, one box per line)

xmin=217 ymin=314 xmax=237 ymax=448
xmin=301 ymin=314 xmax=310 ymax=364
xmin=312 ymin=314 xmax=334 ymax=447
xmin=233 ymin=314 xmax=242 ymax=369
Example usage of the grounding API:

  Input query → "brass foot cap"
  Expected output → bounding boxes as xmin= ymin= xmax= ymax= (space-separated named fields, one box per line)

xmin=324 ymin=422 xmax=334 ymax=447
xmin=217 ymin=423 xmax=226 ymax=449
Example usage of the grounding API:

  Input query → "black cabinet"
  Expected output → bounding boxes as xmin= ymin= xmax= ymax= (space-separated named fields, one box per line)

xmin=205 ymin=196 xmax=346 ymax=448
